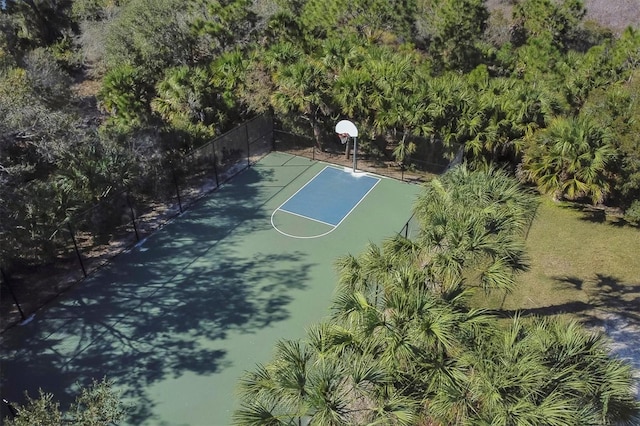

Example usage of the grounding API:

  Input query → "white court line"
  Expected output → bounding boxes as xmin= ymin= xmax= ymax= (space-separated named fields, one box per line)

xmin=271 ymin=167 xmax=381 ymax=239
xmin=332 ymin=176 xmax=380 ymax=229
xmin=271 ymin=211 xmax=336 ymax=239
xmin=275 ymin=165 xmax=333 ymax=209
xmin=277 ymin=208 xmax=338 ymax=227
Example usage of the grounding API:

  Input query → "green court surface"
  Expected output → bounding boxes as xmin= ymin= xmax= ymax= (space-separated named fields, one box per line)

xmin=0 ymin=152 xmax=421 ymax=426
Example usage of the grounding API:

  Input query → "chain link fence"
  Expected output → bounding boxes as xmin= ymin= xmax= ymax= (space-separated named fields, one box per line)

xmin=273 ymin=126 xmax=464 ymax=244
xmin=1 ymin=114 xmax=273 ymax=331
xmin=2 ymin=115 xmax=461 ymax=330
xmin=273 ymin=128 xmax=462 ymax=184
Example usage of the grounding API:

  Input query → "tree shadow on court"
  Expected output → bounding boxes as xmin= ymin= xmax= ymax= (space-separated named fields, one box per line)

xmin=0 ymin=165 xmax=318 ymax=424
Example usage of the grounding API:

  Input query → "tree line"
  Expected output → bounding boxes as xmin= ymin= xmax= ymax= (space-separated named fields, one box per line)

xmin=1 ymin=0 xmax=639 ymax=270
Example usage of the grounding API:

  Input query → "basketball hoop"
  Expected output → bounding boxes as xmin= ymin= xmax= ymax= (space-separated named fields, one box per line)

xmin=338 ymin=133 xmax=350 ymax=144
xmin=335 ymin=119 xmax=359 ymax=173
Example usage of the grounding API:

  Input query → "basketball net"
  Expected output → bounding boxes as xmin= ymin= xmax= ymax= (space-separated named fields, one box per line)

xmin=338 ymin=133 xmax=350 ymax=144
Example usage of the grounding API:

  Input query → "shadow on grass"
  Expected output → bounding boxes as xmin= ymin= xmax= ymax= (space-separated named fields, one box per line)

xmin=556 ymin=276 xmax=584 ymax=291
xmin=581 ymin=274 xmax=640 ymax=324
xmin=494 ymin=300 xmax=596 ymax=318
xmin=609 ymin=217 xmax=632 ymax=227
xmin=558 ymin=202 xmax=637 ymax=228
xmin=496 ymin=274 xmax=640 ymax=324
xmin=558 ymin=201 xmax=604 ymax=221
xmin=0 ymin=165 xmax=315 ymax=424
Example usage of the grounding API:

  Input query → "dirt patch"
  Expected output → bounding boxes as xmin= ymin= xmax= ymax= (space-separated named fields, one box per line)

xmin=583 ymin=0 xmax=640 ymax=33
xmin=486 ymin=0 xmax=640 ymax=35
xmin=71 ymin=78 xmax=101 ymax=98
xmin=589 ymin=311 xmax=640 ymax=398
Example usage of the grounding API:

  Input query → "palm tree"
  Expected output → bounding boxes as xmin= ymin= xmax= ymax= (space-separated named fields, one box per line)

xmin=426 ymin=74 xmax=473 ymax=149
xmin=270 ymin=55 xmax=332 ymax=149
xmin=521 ymin=114 xmax=617 ymax=204
xmin=235 ymin=324 xmax=419 ymax=425
xmin=461 ymin=76 xmax=566 ymax=164
xmin=151 ymin=65 xmax=216 ymax=147
xmin=413 ymin=165 xmax=537 ymax=295
xmin=534 ymin=318 xmax=640 ymax=425
xmin=235 ymin=340 xmax=312 ymax=425
xmin=333 ymin=67 xmax=373 ymax=122
xmin=210 ymin=49 xmax=249 ymax=116
xmin=458 ymin=316 xmax=640 ymax=425
xmin=333 ymin=239 xmax=492 ymax=403
xmin=321 ymin=35 xmax=363 ymax=75
xmin=98 ymin=64 xmax=151 ymax=129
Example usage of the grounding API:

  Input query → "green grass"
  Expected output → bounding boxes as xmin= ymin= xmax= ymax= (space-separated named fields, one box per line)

xmin=479 ymin=198 xmax=640 ymax=325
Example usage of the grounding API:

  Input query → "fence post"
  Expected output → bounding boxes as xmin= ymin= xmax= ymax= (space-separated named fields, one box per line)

xmin=172 ymin=168 xmax=183 ymax=213
xmin=270 ymin=115 xmax=275 ymax=151
xmin=1 ymin=267 xmax=27 ymax=322
xmin=245 ymin=122 xmax=251 ymax=167
xmin=126 ymin=191 xmax=140 ymax=241
xmin=213 ymin=154 xmax=220 ymax=188
xmin=67 ymin=221 xmax=87 ymax=278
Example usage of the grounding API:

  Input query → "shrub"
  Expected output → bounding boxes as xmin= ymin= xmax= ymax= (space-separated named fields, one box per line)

xmin=624 ymin=200 xmax=640 ymax=225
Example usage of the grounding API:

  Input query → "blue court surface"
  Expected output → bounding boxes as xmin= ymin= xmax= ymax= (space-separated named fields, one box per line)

xmin=279 ymin=167 xmax=380 ymax=226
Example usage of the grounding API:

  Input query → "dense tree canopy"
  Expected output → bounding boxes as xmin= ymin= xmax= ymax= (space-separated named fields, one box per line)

xmin=1 ymin=0 xmax=640 ymax=422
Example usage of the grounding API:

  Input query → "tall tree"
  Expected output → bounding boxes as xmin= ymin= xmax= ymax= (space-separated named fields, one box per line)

xmin=298 ymin=0 xmax=417 ymax=43
xmin=190 ymin=0 xmax=257 ymax=56
xmin=4 ymin=0 xmax=75 ymax=48
xmin=270 ymin=54 xmax=332 ymax=149
xmin=413 ymin=165 xmax=537 ymax=295
xmin=582 ymin=71 xmax=640 ymax=209
xmin=512 ymin=0 xmax=586 ymax=52
xmin=103 ymin=0 xmax=198 ymax=77
xmin=415 ymin=0 xmax=489 ymax=71
xmin=521 ymin=114 xmax=617 ymax=204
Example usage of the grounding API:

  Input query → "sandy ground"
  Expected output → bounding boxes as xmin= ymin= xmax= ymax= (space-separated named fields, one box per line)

xmin=583 ymin=0 xmax=640 ymax=33
xmin=487 ymin=0 xmax=640 ymax=34
xmin=591 ymin=312 xmax=640 ymax=398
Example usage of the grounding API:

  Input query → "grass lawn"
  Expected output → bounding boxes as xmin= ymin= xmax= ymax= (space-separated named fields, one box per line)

xmin=478 ymin=197 xmax=640 ymax=326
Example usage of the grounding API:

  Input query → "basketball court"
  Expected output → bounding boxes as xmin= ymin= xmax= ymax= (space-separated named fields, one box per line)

xmin=0 ymin=151 xmax=421 ymax=425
